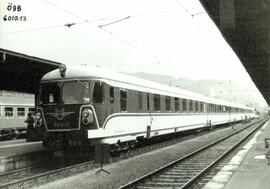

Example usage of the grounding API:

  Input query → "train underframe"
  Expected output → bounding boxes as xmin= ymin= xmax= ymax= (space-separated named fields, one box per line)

xmin=41 ymin=117 xmax=252 ymax=153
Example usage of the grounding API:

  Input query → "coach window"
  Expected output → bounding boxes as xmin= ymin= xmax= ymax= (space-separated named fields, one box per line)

xmin=189 ymin=100 xmax=193 ymax=112
xmin=5 ymin=107 xmax=13 ymax=118
xmin=195 ymin=101 xmax=198 ymax=112
xmin=165 ymin=96 xmax=171 ymax=111
xmin=109 ymin=86 xmax=114 ymax=103
xmin=174 ymin=98 xmax=180 ymax=112
xmin=146 ymin=93 xmax=150 ymax=111
xmin=182 ymin=99 xmax=187 ymax=112
xmin=120 ymin=90 xmax=127 ymax=111
xmin=154 ymin=94 xmax=161 ymax=111
xmin=138 ymin=92 xmax=143 ymax=110
xmin=17 ymin=107 xmax=25 ymax=117
xmin=93 ymin=82 xmax=104 ymax=103
xmin=200 ymin=102 xmax=203 ymax=112
xmin=29 ymin=108 xmax=35 ymax=114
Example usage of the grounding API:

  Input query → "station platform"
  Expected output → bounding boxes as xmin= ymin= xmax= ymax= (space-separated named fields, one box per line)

xmin=204 ymin=119 xmax=270 ymax=189
xmin=36 ymin=119 xmax=267 ymax=189
xmin=0 ymin=139 xmax=43 ymax=173
xmin=0 ymin=139 xmax=42 ymax=158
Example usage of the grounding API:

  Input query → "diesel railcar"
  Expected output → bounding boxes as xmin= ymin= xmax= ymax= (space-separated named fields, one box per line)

xmin=37 ymin=65 xmax=255 ymax=150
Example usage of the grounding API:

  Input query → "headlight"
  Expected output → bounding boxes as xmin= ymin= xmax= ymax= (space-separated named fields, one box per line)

xmin=82 ymin=109 xmax=89 ymax=118
xmin=81 ymin=109 xmax=94 ymax=125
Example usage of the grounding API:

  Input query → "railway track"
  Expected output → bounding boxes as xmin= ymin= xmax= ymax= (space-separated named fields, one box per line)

xmin=0 ymin=119 xmax=264 ymax=189
xmin=0 ymin=159 xmax=96 ymax=189
xmin=120 ymin=118 xmax=268 ymax=189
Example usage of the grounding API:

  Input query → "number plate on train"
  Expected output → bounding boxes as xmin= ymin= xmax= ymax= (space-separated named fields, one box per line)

xmin=53 ymin=122 xmax=70 ymax=128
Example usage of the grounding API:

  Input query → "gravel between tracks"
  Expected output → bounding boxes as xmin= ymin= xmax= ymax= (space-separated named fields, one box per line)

xmin=36 ymin=120 xmax=260 ymax=189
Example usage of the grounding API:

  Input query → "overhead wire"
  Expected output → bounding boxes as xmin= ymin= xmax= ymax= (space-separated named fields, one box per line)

xmin=0 ymin=21 xmax=87 ymax=35
xmin=175 ymin=0 xmax=206 ymax=21
xmin=98 ymin=16 xmax=131 ymax=28
xmin=175 ymin=0 xmax=191 ymax=15
xmin=37 ymin=0 xmax=167 ymax=63
xmin=41 ymin=0 xmax=87 ymax=21
xmin=2 ymin=0 xmax=201 ymax=71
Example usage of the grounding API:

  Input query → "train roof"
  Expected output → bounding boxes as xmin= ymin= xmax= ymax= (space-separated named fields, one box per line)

xmin=42 ymin=65 xmax=253 ymax=111
xmin=0 ymin=96 xmax=34 ymax=106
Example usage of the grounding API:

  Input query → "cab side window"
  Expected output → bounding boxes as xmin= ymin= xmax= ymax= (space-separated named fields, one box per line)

xmin=109 ymin=86 xmax=114 ymax=103
xmin=93 ymin=82 xmax=104 ymax=103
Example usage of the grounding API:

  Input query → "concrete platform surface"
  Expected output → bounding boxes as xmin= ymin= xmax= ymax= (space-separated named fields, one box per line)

xmin=0 ymin=139 xmax=42 ymax=157
xmin=203 ymin=120 xmax=270 ymax=189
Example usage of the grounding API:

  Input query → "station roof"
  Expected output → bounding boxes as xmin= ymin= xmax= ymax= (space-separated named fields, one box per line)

xmin=0 ymin=48 xmax=60 ymax=94
xmin=199 ymin=0 xmax=270 ymax=105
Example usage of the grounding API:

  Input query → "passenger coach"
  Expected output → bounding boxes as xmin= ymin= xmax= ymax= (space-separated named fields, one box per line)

xmin=37 ymin=65 xmax=255 ymax=150
xmin=0 ymin=92 xmax=34 ymax=140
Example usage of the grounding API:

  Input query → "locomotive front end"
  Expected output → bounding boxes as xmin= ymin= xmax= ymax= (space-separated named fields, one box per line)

xmin=37 ymin=72 xmax=98 ymax=150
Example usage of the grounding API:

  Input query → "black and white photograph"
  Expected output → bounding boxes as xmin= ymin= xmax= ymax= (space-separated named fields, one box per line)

xmin=0 ymin=0 xmax=269 ymax=188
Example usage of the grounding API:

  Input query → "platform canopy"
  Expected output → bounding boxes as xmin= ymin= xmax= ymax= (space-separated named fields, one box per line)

xmin=199 ymin=0 xmax=270 ymax=105
xmin=0 ymin=48 xmax=61 ymax=94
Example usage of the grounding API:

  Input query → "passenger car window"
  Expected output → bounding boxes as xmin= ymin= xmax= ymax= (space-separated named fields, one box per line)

xmin=189 ymin=100 xmax=193 ymax=112
xmin=5 ymin=107 xmax=13 ymax=118
xmin=174 ymin=98 xmax=179 ymax=112
xmin=182 ymin=99 xmax=187 ymax=111
xmin=120 ymin=90 xmax=127 ymax=111
xmin=138 ymin=92 xmax=143 ymax=110
xmin=147 ymin=93 xmax=150 ymax=111
xmin=154 ymin=94 xmax=160 ymax=111
xmin=17 ymin=107 xmax=25 ymax=117
xmin=165 ymin=96 xmax=171 ymax=111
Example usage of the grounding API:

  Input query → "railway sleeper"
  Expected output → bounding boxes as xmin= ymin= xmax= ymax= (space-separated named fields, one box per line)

xmin=140 ymin=181 xmax=186 ymax=187
xmin=150 ymin=178 xmax=193 ymax=183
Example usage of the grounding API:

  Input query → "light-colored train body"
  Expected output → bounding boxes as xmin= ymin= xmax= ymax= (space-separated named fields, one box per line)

xmin=0 ymin=93 xmax=34 ymax=130
xmin=38 ymin=65 xmax=255 ymax=148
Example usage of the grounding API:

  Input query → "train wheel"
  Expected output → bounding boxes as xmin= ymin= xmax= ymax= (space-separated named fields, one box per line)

xmin=109 ymin=144 xmax=121 ymax=156
xmin=128 ymin=140 xmax=137 ymax=149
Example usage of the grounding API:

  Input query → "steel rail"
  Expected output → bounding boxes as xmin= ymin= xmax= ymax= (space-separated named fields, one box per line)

xmin=0 ymin=160 xmax=95 ymax=189
xmin=181 ymin=118 xmax=268 ymax=188
xmin=119 ymin=118 xmax=268 ymax=189
xmin=0 ymin=118 xmax=265 ymax=189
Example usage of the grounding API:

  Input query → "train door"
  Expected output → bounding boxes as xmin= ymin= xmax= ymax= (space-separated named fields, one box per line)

xmin=146 ymin=93 xmax=152 ymax=138
xmin=92 ymin=81 xmax=106 ymax=127
xmin=205 ymin=103 xmax=211 ymax=127
xmin=107 ymin=86 xmax=115 ymax=116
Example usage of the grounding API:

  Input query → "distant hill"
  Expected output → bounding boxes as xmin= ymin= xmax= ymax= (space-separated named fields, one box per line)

xmin=127 ymin=72 xmax=266 ymax=112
